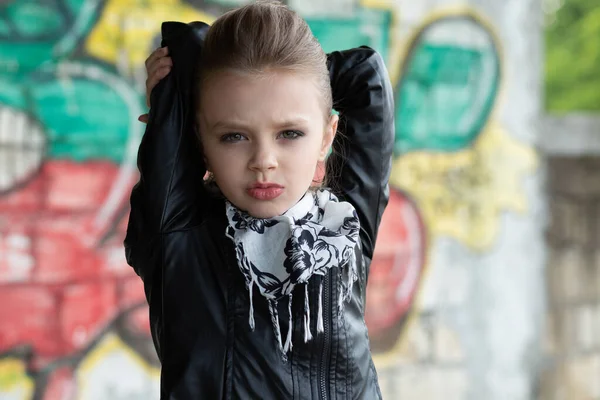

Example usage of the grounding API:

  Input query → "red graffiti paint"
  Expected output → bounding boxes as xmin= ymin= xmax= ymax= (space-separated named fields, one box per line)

xmin=0 ymin=160 xmax=149 ymax=372
xmin=365 ymin=187 xmax=427 ymax=351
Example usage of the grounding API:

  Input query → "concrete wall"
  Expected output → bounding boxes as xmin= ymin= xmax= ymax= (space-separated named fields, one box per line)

xmin=0 ymin=0 xmax=551 ymax=399
xmin=537 ymin=156 xmax=600 ymax=400
xmin=538 ymin=118 xmax=600 ymax=399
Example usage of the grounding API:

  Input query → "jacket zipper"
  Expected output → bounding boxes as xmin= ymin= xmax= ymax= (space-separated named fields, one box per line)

xmin=319 ymin=273 xmax=333 ymax=399
xmin=221 ymin=230 xmax=236 ymax=400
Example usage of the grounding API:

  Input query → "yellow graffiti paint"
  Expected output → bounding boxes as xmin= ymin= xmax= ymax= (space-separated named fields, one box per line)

xmin=85 ymin=0 xmax=214 ymax=69
xmin=391 ymin=124 xmax=537 ymax=251
xmin=0 ymin=358 xmax=34 ymax=399
xmin=77 ymin=333 xmax=159 ymax=398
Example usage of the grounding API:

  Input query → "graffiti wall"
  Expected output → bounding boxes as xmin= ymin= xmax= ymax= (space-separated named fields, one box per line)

xmin=368 ymin=2 xmax=545 ymax=398
xmin=0 ymin=0 xmax=544 ymax=399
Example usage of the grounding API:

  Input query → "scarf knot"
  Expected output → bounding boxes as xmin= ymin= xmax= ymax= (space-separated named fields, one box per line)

xmin=225 ymin=189 xmax=360 ymax=360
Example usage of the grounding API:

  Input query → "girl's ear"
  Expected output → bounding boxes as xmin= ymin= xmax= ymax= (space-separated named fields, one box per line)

xmin=320 ymin=114 xmax=338 ymax=161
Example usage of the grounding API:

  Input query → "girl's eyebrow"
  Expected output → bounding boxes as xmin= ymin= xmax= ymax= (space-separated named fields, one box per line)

xmin=273 ymin=117 xmax=310 ymax=129
xmin=210 ymin=117 xmax=310 ymax=132
xmin=210 ymin=120 xmax=249 ymax=132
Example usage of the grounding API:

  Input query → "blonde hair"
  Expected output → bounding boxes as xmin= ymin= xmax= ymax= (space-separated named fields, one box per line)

xmin=198 ymin=0 xmax=332 ymax=116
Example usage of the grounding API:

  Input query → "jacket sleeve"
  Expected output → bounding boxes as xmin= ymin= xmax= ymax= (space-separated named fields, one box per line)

xmin=124 ymin=21 xmax=210 ymax=282
xmin=326 ymin=47 xmax=395 ymax=259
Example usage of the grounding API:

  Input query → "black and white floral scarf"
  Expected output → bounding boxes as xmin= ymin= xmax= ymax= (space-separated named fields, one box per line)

xmin=225 ymin=189 xmax=360 ymax=359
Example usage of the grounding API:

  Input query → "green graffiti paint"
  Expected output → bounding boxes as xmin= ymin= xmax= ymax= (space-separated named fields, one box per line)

xmin=308 ymin=7 xmax=392 ymax=61
xmin=395 ymin=16 xmax=501 ymax=154
xmin=0 ymin=78 xmax=27 ymax=109
xmin=30 ymin=78 xmax=129 ymax=162
xmin=28 ymin=63 xmax=144 ymax=163
xmin=0 ymin=0 xmax=101 ymax=75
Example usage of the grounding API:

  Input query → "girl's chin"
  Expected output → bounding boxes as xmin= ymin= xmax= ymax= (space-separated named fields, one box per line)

xmin=238 ymin=198 xmax=293 ymax=219
xmin=243 ymin=204 xmax=285 ymax=219
xmin=226 ymin=191 xmax=307 ymax=219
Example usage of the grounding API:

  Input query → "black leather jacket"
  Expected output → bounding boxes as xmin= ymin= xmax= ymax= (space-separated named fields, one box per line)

xmin=125 ymin=21 xmax=394 ymax=400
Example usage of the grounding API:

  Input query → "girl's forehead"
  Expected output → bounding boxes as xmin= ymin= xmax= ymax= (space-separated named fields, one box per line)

xmin=198 ymin=70 xmax=326 ymax=127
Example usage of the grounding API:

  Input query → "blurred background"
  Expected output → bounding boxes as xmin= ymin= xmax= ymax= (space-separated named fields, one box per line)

xmin=0 ymin=0 xmax=598 ymax=399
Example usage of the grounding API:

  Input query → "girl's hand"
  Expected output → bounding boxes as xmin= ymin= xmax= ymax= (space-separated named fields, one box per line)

xmin=138 ymin=46 xmax=173 ymax=123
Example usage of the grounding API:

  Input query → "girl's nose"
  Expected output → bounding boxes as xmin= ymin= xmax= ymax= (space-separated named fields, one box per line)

xmin=249 ymin=143 xmax=278 ymax=172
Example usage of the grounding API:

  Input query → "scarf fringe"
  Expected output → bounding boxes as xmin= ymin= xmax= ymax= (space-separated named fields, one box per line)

xmin=248 ymin=279 xmax=255 ymax=331
xmin=337 ymin=253 xmax=358 ymax=320
xmin=248 ymin=253 xmax=358 ymax=361
xmin=267 ymin=296 xmax=295 ymax=361
xmin=268 ymin=300 xmax=285 ymax=360
xmin=284 ymin=294 xmax=293 ymax=353
xmin=252 ymin=254 xmax=358 ymax=361
xmin=304 ymin=284 xmax=312 ymax=342
xmin=317 ymin=280 xmax=324 ymax=333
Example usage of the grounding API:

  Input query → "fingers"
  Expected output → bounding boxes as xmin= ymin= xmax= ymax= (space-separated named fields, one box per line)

xmin=147 ymin=52 xmax=173 ymax=79
xmin=144 ymin=46 xmax=168 ymax=70
xmin=145 ymin=66 xmax=171 ymax=107
xmin=145 ymin=47 xmax=172 ymax=107
xmin=138 ymin=113 xmax=149 ymax=124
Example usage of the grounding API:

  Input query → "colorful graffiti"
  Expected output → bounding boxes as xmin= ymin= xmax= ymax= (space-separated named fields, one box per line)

xmin=391 ymin=10 xmax=537 ymax=249
xmin=0 ymin=0 xmax=211 ymax=398
xmin=365 ymin=8 xmax=538 ymax=360
xmin=0 ymin=0 xmax=537 ymax=397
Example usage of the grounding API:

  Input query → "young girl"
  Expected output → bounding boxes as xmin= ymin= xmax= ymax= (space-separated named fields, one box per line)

xmin=125 ymin=2 xmax=394 ymax=398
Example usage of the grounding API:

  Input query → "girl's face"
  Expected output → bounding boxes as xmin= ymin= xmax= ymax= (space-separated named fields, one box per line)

xmin=197 ymin=69 xmax=338 ymax=218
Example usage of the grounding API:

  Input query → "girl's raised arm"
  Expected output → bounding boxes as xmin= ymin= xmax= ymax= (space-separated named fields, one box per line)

xmin=326 ymin=47 xmax=395 ymax=259
xmin=124 ymin=22 xmax=210 ymax=282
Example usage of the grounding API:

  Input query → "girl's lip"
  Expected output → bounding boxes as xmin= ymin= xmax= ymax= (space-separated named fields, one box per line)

xmin=246 ymin=187 xmax=284 ymax=200
xmin=250 ymin=182 xmax=284 ymax=189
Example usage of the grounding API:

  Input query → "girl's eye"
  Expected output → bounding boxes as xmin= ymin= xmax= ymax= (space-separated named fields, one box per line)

xmin=279 ymin=130 xmax=304 ymax=140
xmin=221 ymin=133 xmax=246 ymax=142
